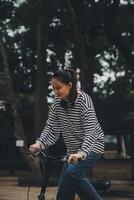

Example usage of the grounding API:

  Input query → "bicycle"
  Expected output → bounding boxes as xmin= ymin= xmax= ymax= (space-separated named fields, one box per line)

xmin=25 ymin=150 xmax=66 ymax=200
xmin=27 ymin=150 xmax=111 ymax=200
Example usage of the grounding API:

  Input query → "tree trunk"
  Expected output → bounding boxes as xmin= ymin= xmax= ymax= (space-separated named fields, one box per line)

xmin=85 ymin=54 xmax=94 ymax=96
xmin=104 ymin=0 xmax=134 ymax=180
xmin=130 ymin=133 xmax=134 ymax=180
xmin=0 ymin=32 xmax=35 ymax=171
xmin=34 ymin=0 xmax=49 ymax=139
xmin=66 ymin=0 xmax=94 ymax=92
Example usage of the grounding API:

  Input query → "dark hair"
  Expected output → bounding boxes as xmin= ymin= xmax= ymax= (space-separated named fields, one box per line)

xmin=52 ymin=69 xmax=77 ymax=108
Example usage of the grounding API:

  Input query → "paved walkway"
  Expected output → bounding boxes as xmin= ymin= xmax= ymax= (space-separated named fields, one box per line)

xmin=0 ymin=177 xmax=134 ymax=200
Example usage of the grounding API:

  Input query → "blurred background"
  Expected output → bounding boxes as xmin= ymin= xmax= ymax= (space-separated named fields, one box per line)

xmin=0 ymin=0 xmax=134 ymax=185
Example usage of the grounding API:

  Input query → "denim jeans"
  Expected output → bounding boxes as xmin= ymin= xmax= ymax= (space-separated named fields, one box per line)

xmin=56 ymin=151 xmax=103 ymax=200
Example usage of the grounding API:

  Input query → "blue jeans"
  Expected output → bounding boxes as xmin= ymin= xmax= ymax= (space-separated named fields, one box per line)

xmin=56 ymin=151 xmax=103 ymax=200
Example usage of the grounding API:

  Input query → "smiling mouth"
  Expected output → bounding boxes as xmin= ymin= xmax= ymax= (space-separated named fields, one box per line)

xmin=56 ymin=94 xmax=61 ymax=98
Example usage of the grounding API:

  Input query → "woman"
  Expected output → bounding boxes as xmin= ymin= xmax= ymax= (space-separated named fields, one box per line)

xmin=29 ymin=69 xmax=104 ymax=200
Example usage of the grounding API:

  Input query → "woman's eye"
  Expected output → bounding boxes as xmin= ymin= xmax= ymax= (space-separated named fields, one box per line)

xmin=53 ymin=87 xmax=61 ymax=90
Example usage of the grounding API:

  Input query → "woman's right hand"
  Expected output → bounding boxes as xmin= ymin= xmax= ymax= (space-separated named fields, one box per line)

xmin=29 ymin=143 xmax=40 ymax=154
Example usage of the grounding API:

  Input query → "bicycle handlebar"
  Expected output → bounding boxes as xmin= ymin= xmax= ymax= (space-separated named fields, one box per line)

xmin=34 ymin=150 xmax=67 ymax=162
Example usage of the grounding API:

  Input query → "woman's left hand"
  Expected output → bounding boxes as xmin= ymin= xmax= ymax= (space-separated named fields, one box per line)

xmin=68 ymin=152 xmax=84 ymax=164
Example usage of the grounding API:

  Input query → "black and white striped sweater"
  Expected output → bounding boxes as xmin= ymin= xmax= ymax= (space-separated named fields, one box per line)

xmin=37 ymin=91 xmax=104 ymax=157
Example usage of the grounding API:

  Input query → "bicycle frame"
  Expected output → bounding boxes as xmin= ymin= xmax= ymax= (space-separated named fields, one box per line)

xmin=36 ymin=150 xmax=65 ymax=200
xmin=35 ymin=150 xmax=111 ymax=200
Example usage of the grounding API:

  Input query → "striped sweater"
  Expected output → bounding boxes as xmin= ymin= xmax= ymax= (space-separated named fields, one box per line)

xmin=37 ymin=91 xmax=104 ymax=157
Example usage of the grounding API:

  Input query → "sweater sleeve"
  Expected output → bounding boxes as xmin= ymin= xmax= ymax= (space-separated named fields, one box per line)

xmin=80 ymin=94 xmax=98 ymax=154
xmin=36 ymin=104 xmax=60 ymax=149
xmin=80 ymin=95 xmax=98 ymax=155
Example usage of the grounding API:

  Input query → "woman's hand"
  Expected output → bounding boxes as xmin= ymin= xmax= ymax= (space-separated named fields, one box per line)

xmin=68 ymin=152 xmax=84 ymax=164
xmin=29 ymin=143 xmax=40 ymax=154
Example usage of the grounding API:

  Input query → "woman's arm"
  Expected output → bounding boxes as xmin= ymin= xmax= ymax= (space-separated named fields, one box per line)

xmin=80 ymin=107 xmax=97 ymax=155
xmin=29 ymin=104 xmax=60 ymax=153
xmin=37 ymin=104 xmax=60 ymax=148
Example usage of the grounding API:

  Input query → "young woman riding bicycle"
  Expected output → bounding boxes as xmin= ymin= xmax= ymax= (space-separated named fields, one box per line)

xmin=29 ymin=69 xmax=104 ymax=200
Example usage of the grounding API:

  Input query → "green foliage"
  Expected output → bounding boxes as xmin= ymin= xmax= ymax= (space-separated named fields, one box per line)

xmin=0 ymin=0 xmax=134 ymax=133
xmin=0 ymin=72 xmax=6 ymax=99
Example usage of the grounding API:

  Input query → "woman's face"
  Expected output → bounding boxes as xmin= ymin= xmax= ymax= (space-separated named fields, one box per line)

xmin=52 ymin=78 xmax=72 ymax=100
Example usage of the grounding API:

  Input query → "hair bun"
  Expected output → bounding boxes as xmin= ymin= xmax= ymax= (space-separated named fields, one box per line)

xmin=66 ymin=69 xmax=77 ymax=84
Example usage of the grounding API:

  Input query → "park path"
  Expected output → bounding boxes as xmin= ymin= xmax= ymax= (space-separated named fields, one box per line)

xmin=0 ymin=177 xmax=134 ymax=200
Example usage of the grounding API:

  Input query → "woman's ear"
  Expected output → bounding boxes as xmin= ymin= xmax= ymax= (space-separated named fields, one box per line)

xmin=68 ymin=82 xmax=73 ymax=89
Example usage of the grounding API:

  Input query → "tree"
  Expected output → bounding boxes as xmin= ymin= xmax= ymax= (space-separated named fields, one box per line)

xmin=1 ymin=0 xmax=134 ymax=181
xmin=0 ymin=31 xmax=35 ymax=171
xmin=34 ymin=0 xmax=49 ymax=138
